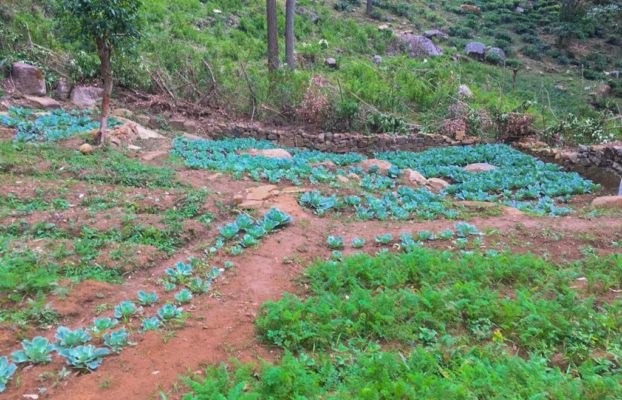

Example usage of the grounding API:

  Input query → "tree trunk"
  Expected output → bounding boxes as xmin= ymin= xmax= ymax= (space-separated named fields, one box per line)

xmin=285 ymin=0 xmax=296 ymax=70
xmin=266 ymin=0 xmax=279 ymax=72
xmin=366 ymin=0 xmax=373 ymax=15
xmin=96 ymin=37 xmax=113 ymax=146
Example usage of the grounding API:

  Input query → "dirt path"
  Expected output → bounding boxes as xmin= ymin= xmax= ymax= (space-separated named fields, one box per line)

xmin=16 ymin=201 xmax=323 ymax=400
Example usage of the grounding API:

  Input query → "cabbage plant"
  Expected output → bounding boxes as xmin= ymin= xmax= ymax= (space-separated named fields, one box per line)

xmin=11 ymin=337 xmax=54 ymax=364
xmin=103 ymin=328 xmax=129 ymax=352
xmin=58 ymin=345 xmax=110 ymax=372
xmin=0 ymin=356 xmax=16 ymax=392
xmin=54 ymin=326 xmax=91 ymax=349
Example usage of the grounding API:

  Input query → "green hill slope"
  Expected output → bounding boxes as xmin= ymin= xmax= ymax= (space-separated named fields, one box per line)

xmin=1 ymin=0 xmax=620 ymax=144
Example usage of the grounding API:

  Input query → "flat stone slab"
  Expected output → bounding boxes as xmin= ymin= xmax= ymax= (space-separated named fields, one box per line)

xmin=591 ymin=196 xmax=622 ymax=209
xmin=464 ymin=163 xmax=496 ymax=173
xmin=243 ymin=148 xmax=293 ymax=159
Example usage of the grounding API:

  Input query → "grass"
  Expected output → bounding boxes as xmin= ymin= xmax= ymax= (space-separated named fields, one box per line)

xmin=183 ymin=248 xmax=622 ymax=399
xmin=1 ymin=0 xmax=620 ymax=142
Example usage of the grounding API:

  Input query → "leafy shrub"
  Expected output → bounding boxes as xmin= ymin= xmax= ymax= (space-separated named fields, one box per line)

xmin=365 ymin=113 xmax=408 ymax=135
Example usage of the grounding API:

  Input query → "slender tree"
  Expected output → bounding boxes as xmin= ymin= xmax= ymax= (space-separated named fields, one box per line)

xmin=266 ymin=0 xmax=279 ymax=72
xmin=366 ymin=0 xmax=373 ymax=15
xmin=55 ymin=0 xmax=142 ymax=146
xmin=285 ymin=0 xmax=296 ymax=70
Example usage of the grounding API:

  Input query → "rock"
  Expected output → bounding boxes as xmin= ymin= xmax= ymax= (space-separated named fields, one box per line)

xmin=208 ymin=173 xmax=223 ymax=181
xmin=141 ymin=151 xmax=169 ymax=161
xmin=245 ymin=185 xmax=279 ymax=201
xmin=426 ymin=177 xmax=450 ymax=192
xmin=336 ymin=175 xmax=349 ymax=184
xmin=281 ymin=186 xmax=310 ymax=194
xmin=135 ymin=124 xmax=164 ymax=140
xmin=243 ymin=148 xmax=293 ymax=159
xmin=399 ymin=33 xmax=443 ymax=58
xmin=310 ymin=161 xmax=336 ymax=169
xmin=183 ymin=120 xmax=199 ymax=132
xmin=53 ymin=78 xmax=71 ymax=101
xmin=112 ymin=108 xmax=133 ymax=118
xmin=460 ymin=4 xmax=481 ymax=14
xmin=378 ymin=24 xmax=391 ymax=31
xmin=358 ymin=159 xmax=393 ymax=173
xmin=486 ymin=47 xmax=507 ymax=61
xmin=22 ymin=95 xmax=61 ymax=109
xmin=325 ymin=58 xmax=338 ymax=69
xmin=593 ymin=84 xmax=612 ymax=97
xmin=70 ymin=86 xmax=103 ymax=108
xmin=127 ymin=144 xmax=142 ymax=151
xmin=233 ymin=194 xmax=244 ymax=205
xmin=610 ymin=70 xmax=620 ymax=79
xmin=591 ymin=196 xmax=622 ymax=209
xmin=463 ymin=163 xmax=496 ymax=173
xmin=79 ymin=143 xmax=94 ymax=155
xmin=183 ymin=133 xmax=204 ymax=141
xmin=297 ymin=7 xmax=319 ymax=23
xmin=464 ymin=42 xmax=486 ymax=60
xmin=458 ymin=84 xmax=473 ymax=98
xmin=373 ymin=55 xmax=383 ymax=64
xmin=423 ymin=29 xmax=448 ymax=41
xmin=169 ymin=117 xmax=186 ymax=130
xmin=515 ymin=6 xmax=525 ymax=13
xmin=403 ymin=169 xmax=428 ymax=186
xmin=238 ymin=200 xmax=264 ymax=210
xmin=347 ymin=173 xmax=361 ymax=182
xmin=11 ymin=62 xmax=46 ymax=96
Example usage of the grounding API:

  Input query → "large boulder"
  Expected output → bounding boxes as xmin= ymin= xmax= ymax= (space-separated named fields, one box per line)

xmin=465 ymin=42 xmax=486 ymax=60
xmin=399 ymin=33 xmax=443 ymax=58
xmin=70 ymin=86 xmax=103 ymax=108
xmin=11 ymin=62 xmax=46 ymax=96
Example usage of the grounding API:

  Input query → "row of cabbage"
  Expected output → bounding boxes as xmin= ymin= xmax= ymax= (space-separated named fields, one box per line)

xmin=0 ymin=107 xmax=120 ymax=142
xmin=0 ymin=208 xmax=293 ymax=393
xmin=172 ymin=137 xmax=596 ymax=216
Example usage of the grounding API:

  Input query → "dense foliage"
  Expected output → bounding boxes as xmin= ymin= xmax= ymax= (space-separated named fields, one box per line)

xmin=184 ymin=248 xmax=622 ymax=399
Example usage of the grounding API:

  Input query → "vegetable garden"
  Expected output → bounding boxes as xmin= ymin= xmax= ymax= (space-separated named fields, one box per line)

xmin=0 ymin=108 xmax=621 ymax=399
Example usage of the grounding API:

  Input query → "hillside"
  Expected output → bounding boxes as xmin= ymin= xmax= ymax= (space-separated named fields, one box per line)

xmin=1 ymin=0 xmax=621 ymax=144
xmin=1 ymin=1 xmax=622 ymax=399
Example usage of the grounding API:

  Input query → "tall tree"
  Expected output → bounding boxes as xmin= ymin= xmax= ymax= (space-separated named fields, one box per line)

xmin=366 ymin=0 xmax=373 ymax=15
xmin=285 ymin=0 xmax=296 ymax=70
xmin=266 ymin=0 xmax=279 ymax=72
xmin=55 ymin=0 xmax=142 ymax=145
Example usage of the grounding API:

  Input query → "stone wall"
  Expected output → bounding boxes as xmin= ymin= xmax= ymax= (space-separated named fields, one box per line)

xmin=201 ymin=122 xmax=479 ymax=154
xmin=516 ymin=141 xmax=622 ymax=189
